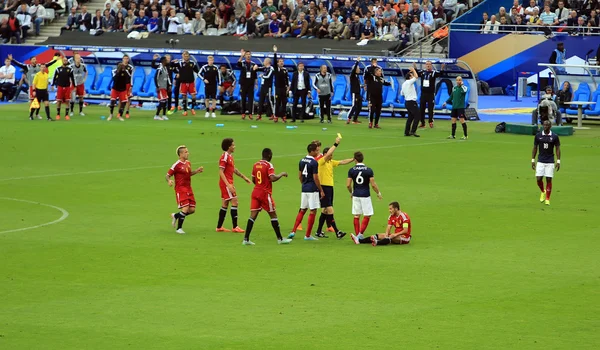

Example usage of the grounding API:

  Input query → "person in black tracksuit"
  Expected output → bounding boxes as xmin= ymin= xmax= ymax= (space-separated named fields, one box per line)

xmin=416 ymin=61 xmax=444 ymax=128
xmin=367 ymin=67 xmax=391 ymax=129
xmin=290 ymin=62 xmax=311 ymax=122
xmin=273 ymin=47 xmax=289 ymax=123
xmin=152 ymin=54 xmax=177 ymax=112
xmin=347 ymin=58 xmax=363 ymax=124
xmin=363 ymin=58 xmax=381 ymax=101
xmin=237 ymin=49 xmax=258 ymax=119
xmin=256 ymin=58 xmax=275 ymax=121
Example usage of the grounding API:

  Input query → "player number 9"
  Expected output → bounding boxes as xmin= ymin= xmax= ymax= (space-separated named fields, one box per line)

xmin=256 ymin=171 xmax=262 ymax=184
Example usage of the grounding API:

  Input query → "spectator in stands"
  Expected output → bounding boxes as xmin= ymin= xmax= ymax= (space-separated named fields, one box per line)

xmin=510 ymin=7 xmax=521 ymax=24
xmin=514 ymin=14 xmax=527 ymax=32
xmin=232 ymin=15 xmax=245 ymax=36
xmin=29 ymin=0 xmax=46 ymax=37
xmin=280 ymin=1 xmax=292 ymax=19
xmin=156 ymin=9 xmax=168 ymax=33
xmin=203 ymin=6 xmax=216 ymax=28
xmin=422 ymin=0 xmax=434 ymax=12
xmin=555 ymin=1 xmax=569 ymax=23
xmin=0 ymin=58 xmax=16 ymax=100
xmin=512 ymin=0 xmax=524 ymax=15
xmin=387 ymin=20 xmax=400 ymax=40
xmin=587 ymin=18 xmax=597 ymax=34
xmin=373 ymin=18 xmax=386 ymax=40
xmin=224 ymin=14 xmax=236 ymax=35
xmin=275 ymin=14 xmax=291 ymax=38
xmin=234 ymin=0 xmax=245 ymax=19
xmin=133 ymin=9 xmax=148 ymax=31
xmin=77 ymin=6 xmax=92 ymax=31
xmin=44 ymin=0 xmax=64 ymax=13
xmin=345 ymin=14 xmax=362 ymax=39
xmin=102 ymin=9 xmax=115 ymax=31
xmin=105 ymin=0 xmax=119 ymax=12
xmin=499 ymin=15 xmax=512 ymax=32
xmin=410 ymin=13 xmax=423 ymax=40
xmin=443 ymin=0 xmax=458 ymax=21
xmin=167 ymin=8 xmax=180 ymax=34
xmin=62 ymin=6 xmax=78 ymax=33
xmin=538 ymin=4 xmax=558 ymax=36
xmin=262 ymin=0 xmax=277 ymax=16
xmin=483 ymin=14 xmax=499 ymax=33
xmin=341 ymin=1 xmax=354 ymax=21
xmin=91 ymin=9 xmax=102 ymax=30
xmin=264 ymin=12 xmax=278 ymax=37
xmin=497 ymin=7 xmax=512 ymax=24
xmin=389 ymin=22 xmax=410 ymax=54
xmin=409 ymin=2 xmax=422 ymax=19
xmin=16 ymin=4 xmax=31 ymax=42
xmin=148 ymin=10 xmax=159 ymax=32
xmin=589 ymin=10 xmax=600 ymax=27
xmin=420 ymin=6 xmax=435 ymax=35
xmin=382 ymin=3 xmax=397 ymax=23
xmin=292 ymin=0 xmax=307 ymax=21
xmin=217 ymin=1 xmax=234 ymax=29
xmin=124 ymin=9 xmax=136 ymax=32
xmin=480 ymin=12 xmax=489 ymax=31
xmin=192 ymin=10 xmax=205 ymax=35
xmin=0 ymin=17 xmax=8 ymax=43
xmin=291 ymin=11 xmax=307 ymax=37
xmin=361 ymin=11 xmax=376 ymax=27
xmin=113 ymin=2 xmax=127 ymax=19
xmin=2 ymin=0 xmax=19 ymax=14
xmin=566 ymin=10 xmax=578 ymax=27
xmin=527 ymin=7 xmax=540 ymax=29
xmin=113 ymin=11 xmax=124 ymax=31
xmin=524 ymin=0 xmax=538 ymax=21
xmin=6 ymin=11 xmax=21 ymax=43
xmin=570 ymin=16 xmax=586 ymax=34
xmin=328 ymin=14 xmax=344 ymax=39
xmin=180 ymin=16 xmax=191 ymax=34
xmin=432 ymin=0 xmax=446 ymax=28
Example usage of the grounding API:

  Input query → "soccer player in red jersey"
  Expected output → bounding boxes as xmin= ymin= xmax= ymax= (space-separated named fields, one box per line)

xmin=52 ymin=57 xmax=75 ymax=120
xmin=351 ymin=201 xmax=412 ymax=246
xmin=217 ymin=138 xmax=252 ymax=233
xmin=242 ymin=148 xmax=293 ymax=245
xmin=107 ymin=63 xmax=129 ymax=122
xmin=166 ymin=145 xmax=204 ymax=234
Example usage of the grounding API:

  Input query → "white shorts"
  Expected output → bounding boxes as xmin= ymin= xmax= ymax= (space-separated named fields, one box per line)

xmin=352 ymin=196 xmax=374 ymax=216
xmin=535 ymin=162 xmax=555 ymax=178
xmin=300 ymin=192 xmax=320 ymax=210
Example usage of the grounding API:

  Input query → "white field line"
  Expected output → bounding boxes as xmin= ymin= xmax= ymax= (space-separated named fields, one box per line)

xmin=0 ymin=197 xmax=70 ymax=234
xmin=0 ymin=140 xmax=454 ymax=182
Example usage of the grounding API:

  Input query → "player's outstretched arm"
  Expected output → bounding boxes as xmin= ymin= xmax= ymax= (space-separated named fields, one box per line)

xmin=323 ymin=136 xmax=342 ymax=160
xmin=234 ymin=168 xmax=252 ymax=183
xmin=338 ymin=158 xmax=355 ymax=165
xmin=556 ymin=145 xmax=561 ymax=171
xmin=191 ymin=166 xmax=204 ymax=176
xmin=269 ymin=172 xmax=288 ymax=183
xmin=370 ymin=177 xmax=383 ymax=200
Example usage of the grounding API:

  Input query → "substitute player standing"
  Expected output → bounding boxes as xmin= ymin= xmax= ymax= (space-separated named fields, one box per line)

xmin=242 ymin=148 xmax=293 ymax=245
xmin=52 ymin=57 xmax=76 ymax=121
xmin=152 ymin=54 xmax=177 ymax=114
xmin=107 ymin=63 xmax=129 ymax=122
xmin=198 ymin=55 xmax=220 ymax=118
xmin=217 ymin=138 xmax=252 ymax=233
xmin=121 ymin=54 xmax=134 ymax=119
xmin=347 ymin=151 xmax=382 ymax=239
xmin=347 ymin=57 xmax=363 ymax=124
xmin=315 ymin=142 xmax=353 ymax=239
xmin=273 ymin=46 xmax=289 ymax=123
xmin=532 ymin=120 xmax=561 ymax=205
xmin=255 ymin=57 xmax=275 ymax=121
xmin=288 ymin=142 xmax=330 ymax=241
xmin=68 ymin=52 xmax=88 ymax=117
xmin=313 ymin=64 xmax=334 ymax=124
xmin=29 ymin=64 xmax=52 ymax=121
xmin=166 ymin=145 xmax=204 ymax=234
xmin=443 ymin=76 xmax=469 ymax=140
xmin=177 ymin=51 xmax=200 ymax=117
xmin=154 ymin=56 xmax=171 ymax=121
xmin=367 ymin=67 xmax=391 ymax=129
xmin=351 ymin=201 xmax=412 ymax=246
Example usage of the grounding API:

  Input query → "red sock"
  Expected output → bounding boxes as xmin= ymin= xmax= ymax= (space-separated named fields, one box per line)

xmin=306 ymin=212 xmax=316 ymax=237
xmin=360 ymin=217 xmax=371 ymax=234
xmin=537 ymin=179 xmax=545 ymax=192
xmin=292 ymin=210 xmax=305 ymax=233
xmin=546 ymin=182 xmax=552 ymax=200
xmin=353 ymin=217 xmax=360 ymax=234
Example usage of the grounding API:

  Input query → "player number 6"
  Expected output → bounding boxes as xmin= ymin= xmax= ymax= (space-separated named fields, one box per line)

xmin=356 ymin=171 xmax=364 ymax=184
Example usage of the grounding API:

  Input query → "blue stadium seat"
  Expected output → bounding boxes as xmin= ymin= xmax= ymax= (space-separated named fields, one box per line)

xmin=137 ymin=68 xmax=157 ymax=97
xmin=565 ymin=82 xmax=591 ymax=115
xmin=434 ymin=83 xmax=450 ymax=109
xmin=131 ymin=68 xmax=145 ymax=97
xmin=197 ymin=79 xmax=205 ymax=100
xmin=384 ymin=77 xmax=400 ymax=107
xmin=88 ymin=67 xmax=113 ymax=95
xmin=331 ymin=76 xmax=347 ymax=105
xmin=84 ymin=65 xmax=96 ymax=93
xmin=584 ymin=89 xmax=600 ymax=116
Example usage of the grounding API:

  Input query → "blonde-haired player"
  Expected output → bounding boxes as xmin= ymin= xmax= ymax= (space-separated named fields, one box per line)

xmin=255 ymin=57 xmax=275 ymax=121
xmin=199 ymin=55 xmax=220 ymax=118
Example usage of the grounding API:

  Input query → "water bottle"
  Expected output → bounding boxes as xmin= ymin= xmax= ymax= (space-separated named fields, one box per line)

xmin=216 ymin=123 xmax=224 ymax=127
xmin=286 ymin=125 xmax=295 ymax=129
xmin=251 ymin=125 xmax=258 ymax=128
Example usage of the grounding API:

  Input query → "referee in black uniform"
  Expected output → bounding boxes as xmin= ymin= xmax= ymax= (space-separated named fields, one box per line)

xmin=415 ymin=61 xmax=445 ymax=128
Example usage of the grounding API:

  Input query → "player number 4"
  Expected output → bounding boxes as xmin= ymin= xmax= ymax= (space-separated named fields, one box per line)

xmin=302 ymin=165 xmax=308 ymax=177
xmin=356 ymin=171 xmax=364 ymax=184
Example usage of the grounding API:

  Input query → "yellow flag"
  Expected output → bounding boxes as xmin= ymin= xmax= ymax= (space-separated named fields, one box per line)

xmin=30 ymin=98 xmax=40 ymax=110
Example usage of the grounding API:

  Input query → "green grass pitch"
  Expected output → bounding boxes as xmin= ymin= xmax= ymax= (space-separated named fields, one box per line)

xmin=0 ymin=104 xmax=599 ymax=349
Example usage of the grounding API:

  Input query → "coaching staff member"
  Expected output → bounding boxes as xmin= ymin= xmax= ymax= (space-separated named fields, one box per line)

xmin=415 ymin=61 xmax=445 ymax=128
xmin=402 ymin=65 xmax=420 ymax=137
xmin=291 ymin=62 xmax=311 ymax=122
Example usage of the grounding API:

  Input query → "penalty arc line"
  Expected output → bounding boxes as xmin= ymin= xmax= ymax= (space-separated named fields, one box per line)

xmin=0 ymin=197 xmax=70 ymax=234
xmin=0 ymin=140 xmax=454 ymax=182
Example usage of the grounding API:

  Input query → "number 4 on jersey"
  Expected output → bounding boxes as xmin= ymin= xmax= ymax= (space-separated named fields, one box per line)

xmin=302 ymin=165 xmax=308 ymax=177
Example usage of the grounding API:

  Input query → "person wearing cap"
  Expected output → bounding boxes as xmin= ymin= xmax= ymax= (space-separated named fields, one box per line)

xmin=264 ymin=12 xmax=280 ymax=37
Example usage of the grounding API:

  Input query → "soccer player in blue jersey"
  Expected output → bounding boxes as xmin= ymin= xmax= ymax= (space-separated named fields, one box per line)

xmin=288 ymin=138 xmax=339 ymax=241
xmin=347 ymin=151 xmax=382 ymax=238
xmin=532 ymin=120 xmax=561 ymax=205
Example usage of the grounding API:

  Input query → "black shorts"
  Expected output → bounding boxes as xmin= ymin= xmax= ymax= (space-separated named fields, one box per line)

xmin=205 ymin=84 xmax=217 ymax=99
xmin=320 ymin=186 xmax=334 ymax=208
xmin=35 ymin=89 xmax=49 ymax=102
xmin=451 ymin=108 xmax=465 ymax=119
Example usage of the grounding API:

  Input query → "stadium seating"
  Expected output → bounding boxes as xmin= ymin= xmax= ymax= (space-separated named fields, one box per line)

xmin=434 ymin=83 xmax=451 ymax=109
xmin=565 ymin=82 xmax=591 ymax=115
xmin=383 ymin=77 xmax=399 ymax=108
xmin=84 ymin=65 xmax=97 ymax=93
xmin=137 ymin=68 xmax=157 ymax=97
xmin=583 ymin=89 xmax=600 ymax=116
xmin=131 ymin=68 xmax=146 ymax=97
xmin=331 ymin=76 xmax=347 ymax=106
xmin=88 ymin=67 xmax=113 ymax=95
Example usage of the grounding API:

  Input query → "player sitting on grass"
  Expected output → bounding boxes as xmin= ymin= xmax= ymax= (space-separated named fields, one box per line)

xmin=242 ymin=148 xmax=293 ymax=245
xmin=351 ymin=201 xmax=412 ymax=246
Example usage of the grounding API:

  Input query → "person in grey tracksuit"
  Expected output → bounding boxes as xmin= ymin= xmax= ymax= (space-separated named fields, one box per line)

xmin=154 ymin=56 xmax=172 ymax=120
xmin=313 ymin=65 xmax=334 ymax=123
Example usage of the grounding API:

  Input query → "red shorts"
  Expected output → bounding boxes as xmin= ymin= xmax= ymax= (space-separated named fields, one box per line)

xmin=74 ymin=84 xmax=85 ymax=96
xmin=392 ymin=235 xmax=411 ymax=245
xmin=29 ymin=86 xmax=35 ymax=100
xmin=56 ymin=86 xmax=71 ymax=102
xmin=180 ymin=82 xmax=196 ymax=95
xmin=251 ymin=191 xmax=276 ymax=212
xmin=219 ymin=181 xmax=236 ymax=200
xmin=158 ymin=88 xmax=168 ymax=101
xmin=176 ymin=191 xmax=196 ymax=209
xmin=126 ymin=83 xmax=132 ymax=97
xmin=222 ymin=82 xmax=233 ymax=90
xmin=110 ymin=89 xmax=128 ymax=101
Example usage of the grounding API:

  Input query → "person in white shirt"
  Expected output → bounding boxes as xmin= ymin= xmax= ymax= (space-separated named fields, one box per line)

xmin=17 ymin=4 xmax=32 ymax=41
xmin=182 ymin=16 xmax=193 ymax=34
xmin=167 ymin=9 xmax=180 ymax=34
xmin=29 ymin=0 xmax=46 ymax=36
xmin=0 ymin=58 xmax=17 ymax=101
xmin=192 ymin=11 xmax=206 ymax=35
xmin=402 ymin=65 xmax=420 ymax=137
xmin=484 ymin=15 xmax=500 ymax=34
xmin=555 ymin=1 xmax=569 ymax=23
xmin=524 ymin=0 xmax=538 ymax=21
